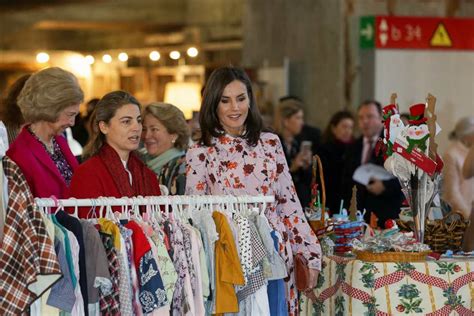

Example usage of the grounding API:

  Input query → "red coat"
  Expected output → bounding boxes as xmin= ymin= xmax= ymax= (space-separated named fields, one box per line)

xmin=6 ymin=126 xmax=78 ymax=198
xmin=69 ymin=153 xmax=161 ymax=218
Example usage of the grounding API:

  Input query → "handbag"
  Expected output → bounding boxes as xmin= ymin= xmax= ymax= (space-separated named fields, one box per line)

xmin=294 ymin=253 xmax=311 ymax=291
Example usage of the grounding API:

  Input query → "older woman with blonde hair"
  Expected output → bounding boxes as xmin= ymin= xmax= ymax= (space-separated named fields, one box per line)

xmin=442 ymin=116 xmax=474 ymax=251
xmin=141 ymin=102 xmax=190 ymax=195
xmin=7 ymin=67 xmax=83 ymax=198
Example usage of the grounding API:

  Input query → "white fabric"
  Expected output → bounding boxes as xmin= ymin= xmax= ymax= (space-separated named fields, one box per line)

xmin=67 ymin=231 xmax=85 ymax=316
xmin=65 ymin=128 xmax=83 ymax=156
xmin=185 ymin=224 xmax=205 ymax=315
xmin=121 ymin=159 xmax=133 ymax=185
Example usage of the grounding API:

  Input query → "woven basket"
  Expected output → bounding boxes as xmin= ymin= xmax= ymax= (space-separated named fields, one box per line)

xmin=308 ymin=154 xmax=327 ymax=235
xmin=398 ymin=211 xmax=469 ymax=253
xmin=424 ymin=211 xmax=469 ymax=253
xmin=354 ymin=250 xmax=430 ymax=262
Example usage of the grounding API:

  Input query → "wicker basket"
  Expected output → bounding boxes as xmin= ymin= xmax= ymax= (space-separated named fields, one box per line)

xmin=397 ymin=211 xmax=469 ymax=253
xmin=424 ymin=211 xmax=469 ymax=253
xmin=308 ymin=154 xmax=327 ymax=235
xmin=354 ymin=250 xmax=430 ymax=262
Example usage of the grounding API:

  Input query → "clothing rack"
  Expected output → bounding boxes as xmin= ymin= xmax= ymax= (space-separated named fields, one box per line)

xmin=34 ymin=195 xmax=275 ymax=208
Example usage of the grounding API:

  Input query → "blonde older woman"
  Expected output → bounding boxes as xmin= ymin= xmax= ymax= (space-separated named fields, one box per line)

xmin=141 ymin=102 xmax=190 ymax=195
xmin=6 ymin=67 xmax=83 ymax=198
xmin=442 ymin=116 xmax=474 ymax=251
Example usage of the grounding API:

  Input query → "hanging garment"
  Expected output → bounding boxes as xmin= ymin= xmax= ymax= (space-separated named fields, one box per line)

xmin=234 ymin=214 xmax=253 ymax=283
xmin=98 ymin=232 xmax=122 ymax=315
xmin=212 ymin=211 xmax=245 ymax=314
xmin=125 ymin=220 xmax=168 ymax=314
xmin=0 ymin=157 xmax=62 ymax=315
xmin=116 ymin=230 xmax=134 ymax=315
xmin=253 ymin=214 xmax=287 ymax=280
xmin=148 ymin=225 xmax=178 ymax=304
xmin=168 ymin=220 xmax=195 ymax=316
xmin=79 ymin=221 xmax=112 ymax=309
xmin=36 ymin=214 xmax=75 ymax=316
xmin=267 ymin=231 xmax=288 ymax=316
xmin=192 ymin=210 xmax=218 ymax=314
xmin=120 ymin=225 xmax=144 ymax=316
xmin=63 ymin=230 xmax=86 ymax=316
xmin=55 ymin=210 xmax=89 ymax=314
xmin=236 ymin=222 xmax=267 ymax=303
xmin=184 ymin=223 xmax=206 ymax=315
xmin=98 ymin=219 xmax=134 ymax=315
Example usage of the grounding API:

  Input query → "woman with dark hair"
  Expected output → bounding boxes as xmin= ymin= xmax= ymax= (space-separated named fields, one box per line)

xmin=317 ymin=110 xmax=354 ymax=213
xmin=0 ymin=74 xmax=31 ymax=144
xmin=186 ymin=66 xmax=321 ymax=315
xmin=69 ymin=90 xmax=161 ymax=218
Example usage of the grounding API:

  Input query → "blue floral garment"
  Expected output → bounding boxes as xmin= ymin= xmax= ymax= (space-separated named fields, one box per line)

xmin=138 ymin=250 xmax=168 ymax=313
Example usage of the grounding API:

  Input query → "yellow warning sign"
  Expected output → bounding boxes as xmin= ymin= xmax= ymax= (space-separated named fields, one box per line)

xmin=430 ymin=23 xmax=452 ymax=47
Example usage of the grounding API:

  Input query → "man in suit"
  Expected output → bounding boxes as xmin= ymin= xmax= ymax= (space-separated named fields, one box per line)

xmin=342 ymin=100 xmax=404 ymax=227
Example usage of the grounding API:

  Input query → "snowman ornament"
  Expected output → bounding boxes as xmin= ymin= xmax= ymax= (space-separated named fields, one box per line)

xmin=404 ymin=103 xmax=429 ymax=154
xmin=406 ymin=124 xmax=430 ymax=153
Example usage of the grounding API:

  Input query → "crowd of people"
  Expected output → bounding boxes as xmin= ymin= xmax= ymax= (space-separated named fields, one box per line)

xmin=0 ymin=65 xmax=473 ymax=304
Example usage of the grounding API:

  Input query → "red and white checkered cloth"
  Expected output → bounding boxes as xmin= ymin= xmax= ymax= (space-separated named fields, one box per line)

xmin=0 ymin=157 xmax=62 ymax=314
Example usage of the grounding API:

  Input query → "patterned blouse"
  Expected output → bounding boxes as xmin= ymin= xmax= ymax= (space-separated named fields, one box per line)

xmin=159 ymin=155 xmax=187 ymax=195
xmin=28 ymin=127 xmax=73 ymax=185
xmin=186 ymin=132 xmax=322 ymax=315
xmin=186 ymin=132 xmax=321 ymax=269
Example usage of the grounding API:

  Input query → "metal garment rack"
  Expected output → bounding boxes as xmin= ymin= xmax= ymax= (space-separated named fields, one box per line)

xmin=34 ymin=195 xmax=275 ymax=208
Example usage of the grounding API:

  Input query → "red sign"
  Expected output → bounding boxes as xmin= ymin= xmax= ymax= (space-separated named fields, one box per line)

xmin=392 ymin=142 xmax=437 ymax=177
xmin=374 ymin=16 xmax=474 ymax=50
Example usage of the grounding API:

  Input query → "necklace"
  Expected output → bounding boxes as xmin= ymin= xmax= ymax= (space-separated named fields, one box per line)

xmin=28 ymin=126 xmax=55 ymax=154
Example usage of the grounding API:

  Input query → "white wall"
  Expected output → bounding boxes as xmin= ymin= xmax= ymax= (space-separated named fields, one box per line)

xmin=375 ymin=50 xmax=474 ymax=154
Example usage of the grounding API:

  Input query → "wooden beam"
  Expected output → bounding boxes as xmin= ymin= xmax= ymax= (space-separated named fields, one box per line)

xmin=33 ymin=20 xmax=183 ymax=32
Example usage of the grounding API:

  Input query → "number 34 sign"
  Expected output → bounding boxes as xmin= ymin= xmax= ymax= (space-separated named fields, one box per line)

xmin=360 ymin=16 xmax=474 ymax=50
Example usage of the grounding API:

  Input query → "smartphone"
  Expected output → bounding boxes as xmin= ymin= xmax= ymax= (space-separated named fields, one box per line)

xmin=300 ymin=141 xmax=312 ymax=155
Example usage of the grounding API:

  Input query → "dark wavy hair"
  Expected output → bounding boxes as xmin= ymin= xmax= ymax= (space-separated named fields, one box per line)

xmin=83 ymin=91 xmax=140 ymax=159
xmin=199 ymin=66 xmax=263 ymax=147
xmin=322 ymin=110 xmax=355 ymax=143
xmin=0 ymin=74 xmax=31 ymax=126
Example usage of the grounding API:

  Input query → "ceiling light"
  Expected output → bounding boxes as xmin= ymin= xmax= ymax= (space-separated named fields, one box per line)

xmin=85 ymin=55 xmax=95 ymax=65
xmin=102 ymin=54 xmax=112 ymax=63
xmin=170 ymin=51 xmax=181 ymax=60
xmin=118 ymin=52 xmax=128 ymax=62
xmin=187 ymin=47 xmax=198 ymax=58
xmin=149 ymin=51 xmax=160 ymax=61
xmin=36 ymin=52 xmax=49 ymax=63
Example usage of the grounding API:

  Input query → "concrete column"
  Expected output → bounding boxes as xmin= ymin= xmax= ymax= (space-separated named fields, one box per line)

xmin=243 ymin=0 xmax=345 ymax=129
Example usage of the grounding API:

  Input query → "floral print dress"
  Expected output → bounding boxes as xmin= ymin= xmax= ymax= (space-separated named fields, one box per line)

xmin=185 ymin=132 xmax=322 ymax=315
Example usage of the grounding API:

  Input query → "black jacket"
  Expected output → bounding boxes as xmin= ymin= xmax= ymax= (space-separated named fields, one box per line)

xmin=341 ymin=136 xmax=404 ymax=227
xmin=317 ymin=140 xmax=351 ymax=214
xmin=279 ymin=136 xmax=313 ymax=209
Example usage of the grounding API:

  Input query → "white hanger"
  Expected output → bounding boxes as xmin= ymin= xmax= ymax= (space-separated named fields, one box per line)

xmin=69 ymin=198 xmax=79 ymax=218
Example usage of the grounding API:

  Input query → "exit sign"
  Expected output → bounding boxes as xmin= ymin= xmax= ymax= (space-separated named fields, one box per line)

xmin=360 ymin=16 xmax=474 ymax=50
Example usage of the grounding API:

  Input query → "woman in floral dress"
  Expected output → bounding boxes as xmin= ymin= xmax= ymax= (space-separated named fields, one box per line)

xmin=185 ymin=66 xmax=321 ymax=315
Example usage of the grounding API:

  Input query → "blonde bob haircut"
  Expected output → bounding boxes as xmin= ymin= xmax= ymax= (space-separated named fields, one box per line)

xmin=143 ymin=102 xmax=190 ymax=151
xmin=17 ymin=67 xmax=84 ymax=123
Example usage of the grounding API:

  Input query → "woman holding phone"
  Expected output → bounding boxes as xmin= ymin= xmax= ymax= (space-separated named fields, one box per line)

xmin=275 ymin=99 xmax=313 ymax=208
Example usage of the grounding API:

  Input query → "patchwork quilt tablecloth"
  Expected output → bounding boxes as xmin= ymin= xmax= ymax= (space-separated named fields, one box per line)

xmin=300 ymin=255 xmax=474 ymax=315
